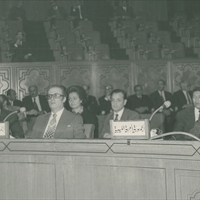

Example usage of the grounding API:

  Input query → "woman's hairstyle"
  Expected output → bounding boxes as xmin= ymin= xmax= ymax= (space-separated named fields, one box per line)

xmin=67 ymin=85 xmax=87 ymax=106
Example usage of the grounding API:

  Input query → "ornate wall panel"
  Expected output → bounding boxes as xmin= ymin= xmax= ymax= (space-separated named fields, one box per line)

xmin=0 ymin=66 xmax=11 ymax=95
xmin=136 ymin=60 xmax=169 ymax=95
xmin=57 ymin=62 xmax=91 ymax=89
xmin=97 ymin=61 xmax=130 ymax=97
xmin=14 ymin=63 xmax=54 ymax=100
xmin=171 ymin=61 xmax=200 ymax=93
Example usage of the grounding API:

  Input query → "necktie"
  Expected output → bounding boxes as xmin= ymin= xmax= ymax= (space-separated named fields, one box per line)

xmin=187 ymin=92 xmax=192 ymax=104
xmin=160 ymin=91 xmax=165 ymax=103
xmin=33 ymin=98 xmax=39 ymax=111
xmin=43 ymin=114 xmax=57 ymax=139
xmin=114 ymin=114 xmax=119 ymax=121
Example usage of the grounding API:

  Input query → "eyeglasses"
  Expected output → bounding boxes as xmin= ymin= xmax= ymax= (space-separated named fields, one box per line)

xmin=46 ymin=93 xmax=64 ymax=100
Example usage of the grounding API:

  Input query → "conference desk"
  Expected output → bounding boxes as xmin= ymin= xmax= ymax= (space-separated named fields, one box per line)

xmin=0 ymin=138 xmax=200 ymax=200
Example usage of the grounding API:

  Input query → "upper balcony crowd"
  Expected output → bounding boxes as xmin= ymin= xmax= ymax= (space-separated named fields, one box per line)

xmin=1 ymin=0 xmax=200 ymax=62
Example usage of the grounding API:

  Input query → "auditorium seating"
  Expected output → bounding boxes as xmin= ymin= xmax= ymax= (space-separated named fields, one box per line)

xmin=83 ymin=124 xmax=95 ymax=138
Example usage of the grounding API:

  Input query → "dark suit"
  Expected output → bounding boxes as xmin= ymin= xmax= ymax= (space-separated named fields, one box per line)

xmin=173 ymin=90 xmax=192 ymax=111
xmin=0 ymin=109 xmax=24 ymax=138
xmin=98 ymin=95 xmax=112 ymax=115
xmin=12 ymin=99 xmax=23 ymax=107
xmin=22 ymin=95 xmax=50 ymax=113
xmin=10 ymin=41 xmax=31 ymax=62
xmin=173 ymin=106 xmax=195 ymax=140
xmin=29 ymin=109 xmax=85 ymax=139
xmin=150 ymin=90 xmax=173 ymax=110
xmin=100 ymin=108 xmax=140 ymax=138
xmin=126 ymin=94 xmax=152 ymax=113
xmin=85 ymin=95 xmax=100 ymax=115
xmin=150 ymin=90 xmax=174 ymax=132
xmin=80 ymin=107 xmax=99 ymax=138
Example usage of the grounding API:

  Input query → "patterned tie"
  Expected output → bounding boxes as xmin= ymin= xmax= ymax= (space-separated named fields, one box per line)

xmin=33 ymin=98 xmax=39 ymax=111
xmin=43 ymin=114 xmax=57 ymax=139
xmin=114 ymin=114 xmax=119 ymax=121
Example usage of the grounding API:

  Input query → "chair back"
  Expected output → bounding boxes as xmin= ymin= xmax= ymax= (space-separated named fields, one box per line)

xmin=83 ymin=124 xmax=95 ymax=138
xmin=140 ymin=113 xmax=165 ymax=132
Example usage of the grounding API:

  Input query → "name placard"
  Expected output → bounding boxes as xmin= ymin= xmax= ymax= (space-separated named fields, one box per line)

xmin=110 ymin=119 xmax=150 ymax=139
xmin=0 ymin=122 xmax=9 ymax=139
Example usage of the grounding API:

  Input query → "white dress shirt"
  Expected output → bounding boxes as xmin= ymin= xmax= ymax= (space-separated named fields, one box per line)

xmin=43 ymin=108 xmax=64 ymax=137
xmin=158 ymin=90 xmax=166 ymax=101
xmin=32 ymin=96 xmax=42 ymax=111
xmin=182 ymin=90 xmax=192 ymax=104
xmin=113 ymin=108 xmax=124 ymax=121
xmin=194 ymin=107 xmax=200 ymax=122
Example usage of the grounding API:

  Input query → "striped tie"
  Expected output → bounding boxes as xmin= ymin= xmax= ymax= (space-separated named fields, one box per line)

xmin=43 ymin=114 xmax=57 ymax=139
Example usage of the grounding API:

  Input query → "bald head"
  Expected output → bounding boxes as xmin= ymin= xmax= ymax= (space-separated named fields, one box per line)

xmin=28 ymin=85 xmax=38 ymax=97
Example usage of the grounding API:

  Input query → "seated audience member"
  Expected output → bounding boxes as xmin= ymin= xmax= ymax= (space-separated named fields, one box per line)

xmin=70 ymin=0 xmax=88 ymax=28
xmin=0 ymin=95 xmax=24 ymax=138
xmin=100 ymin=89 xmax=140 ymax=138
xmin=82 ymin=84 xmax=100 ymax=115
xmin=115 ymin=0 xmax=134 ymax=19
xmin=23 ymin=85 xmax=50 ymax=131
xmin=173 ymin=81 xmax=193 ymax=112
xmin=29 ymin=85 xmax=85 ymax=139
xmin=47 ymin=0 xmax=68 ymax=26
xmin=10 ymin=31 xmax=34 ymax=62
xmin=126 ymin=85 xmax=152 ymax=114
xmin=8 ymin=0 xmax=26 ymax=21
xmin=68 ymin=85 xmax=99 ymax=138
xmin=1 ymin=94 xmax=28 ymax=136
xmin=98 ymin=85 xmax=113 ymax=115
xmin=7 ymin=89 xmax=23 ymax=107
xmin=174 ymin=87 xmax=200 ymax=140
xmin=150 ymin=79 xmax=174 ymax=132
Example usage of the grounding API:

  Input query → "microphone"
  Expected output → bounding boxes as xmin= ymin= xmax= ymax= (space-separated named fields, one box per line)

xmin=3 ymin=107 xmax=26 ymax=122
xmin=149 ymin=101 xmax=171 ymax=122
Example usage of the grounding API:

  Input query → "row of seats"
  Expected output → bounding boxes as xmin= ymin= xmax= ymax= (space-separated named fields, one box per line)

xmin=44 ymin=19 xmax=110 ymax=61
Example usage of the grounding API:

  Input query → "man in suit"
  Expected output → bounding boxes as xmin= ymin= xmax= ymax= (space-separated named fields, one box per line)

xmin=70 ymin=0 xmax=88 ymax=28
xmin=100 ymin=89 xmax=140 ymax=138
xmin=82 ymin=84 xmax=100 ymax=115
xmin=0 ymin=95 xmax=24 ymax=138
xmin=99 ymin=85 xmax=113 ymax=115
xmin=173 ymin=80 xmax=193 ymax=112
xmin=47 ymin=0 xmax=68 ymax=26
xmin=7 ymin=89 xmax=23 ymax=107
xmin=10 ymin=31 xmax=34 ymax=62
xmin=174 ymin=87 xmax=200 ymax=140
xmin=115 ymin=0 xmax=134 ymax=19
xmin=126 ymin=84 xmax=152 ymax=114
xmin=29 ymin=85 xmax=85 ymax=139
xmin=150 ymin=79 xmax=174 ymax=132
xmin=23 ymin=85 xmax=50 ymax=131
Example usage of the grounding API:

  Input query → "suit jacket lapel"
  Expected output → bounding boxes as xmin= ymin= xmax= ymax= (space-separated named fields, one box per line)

xmin=55 ymin=109 xmax=72 ymax=138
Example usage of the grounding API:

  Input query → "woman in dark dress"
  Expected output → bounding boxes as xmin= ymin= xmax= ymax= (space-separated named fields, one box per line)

xmin=68 ymin=85 xmax=99 ymax=138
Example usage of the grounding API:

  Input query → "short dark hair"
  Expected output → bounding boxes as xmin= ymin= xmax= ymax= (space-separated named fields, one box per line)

xmin=134 ymin=85 xmax=142 ymax=92
xmin=49 ymin=85 xmax=66 ymax=96
xmin=7 ymin=89 xmax=15 ymax=96
xmin=111 ymin=89 xmax=127 ymax=100
xmin=67 ymin=85 xmax=87 ymax=106
xmin=158 ymin=79 xmax=166 ymax=85
xmin=192 ymin=87 xmax=200 ymax=95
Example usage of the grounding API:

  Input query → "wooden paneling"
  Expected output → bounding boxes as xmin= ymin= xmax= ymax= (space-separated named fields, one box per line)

xmin=2 ymin=59 xmax=200 ymax=100
xmin=0 ymin=139 xmax=200 ymax=199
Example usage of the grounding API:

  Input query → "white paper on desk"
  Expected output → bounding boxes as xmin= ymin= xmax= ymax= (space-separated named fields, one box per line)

xmin=0 ymin=123 xmax=6 ymax=136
